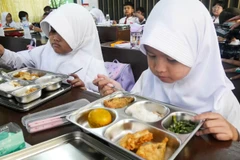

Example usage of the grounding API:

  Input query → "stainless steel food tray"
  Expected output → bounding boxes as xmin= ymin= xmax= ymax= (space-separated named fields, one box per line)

xmin=0 ymin=78 xmax=29 ymax=98
xmin=0 ymin=67 xmax=70 ymax=107
xmin=0 ymin=131 xmax=131 ymax=160
xmin=0 ymin=83 xmax=71 ymax=112
xmin=7 ymin=67 xmax=68 ymax=81
xmin=67 ymin=91 xmax=203 ymax=160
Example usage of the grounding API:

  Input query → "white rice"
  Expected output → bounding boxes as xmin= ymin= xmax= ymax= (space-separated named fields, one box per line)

xmin=126 ymin=105 xmax=162 ymax=122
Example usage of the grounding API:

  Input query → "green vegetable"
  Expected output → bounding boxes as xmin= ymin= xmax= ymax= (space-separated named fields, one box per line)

xmin=167 ymin=116 xmax=197 ymax=134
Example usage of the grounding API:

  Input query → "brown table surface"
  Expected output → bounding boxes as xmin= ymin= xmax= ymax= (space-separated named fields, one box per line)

xmin=0 ymin=88 xmax=240 ymax=160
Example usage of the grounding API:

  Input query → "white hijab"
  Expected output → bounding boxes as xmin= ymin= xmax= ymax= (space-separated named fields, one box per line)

xmin=1 ymin=12 xmax=16 ymax=28
xmin=90 ymin=8 xmax=106 ymax=24
xmin=137 ymin=0 xmax=234 ymax=113
xmin=38 ymin=4 xmax=104 ymax=79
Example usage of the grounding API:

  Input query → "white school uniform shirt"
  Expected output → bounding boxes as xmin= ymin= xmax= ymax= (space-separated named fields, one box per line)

xmin=131 ymin=0 xmax=240 ymax=131
xmin=119 ymin=16 xmax=139 ymax=24
xmin=212 ymin=16 xmax=219 ymax=24
xmin=0 ymin=4 xmax=107 ymax=92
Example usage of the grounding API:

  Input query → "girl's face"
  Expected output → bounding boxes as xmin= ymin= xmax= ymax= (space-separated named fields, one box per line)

xmin=145 ymin=45 xmax=191 ymax=83
xmin=49 ymin=27 xmax=72 ymax=54
xmin=212 ymin=4 xmax=223 ymax=17
xmin=6 ymin=13 xmax=12 ymax=23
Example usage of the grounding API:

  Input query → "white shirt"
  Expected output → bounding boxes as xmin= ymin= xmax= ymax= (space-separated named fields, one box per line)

xmin=119 ymin=16 xmax=139 ymax=24
xmin=212 ymin=16 xmax=219 ymax=24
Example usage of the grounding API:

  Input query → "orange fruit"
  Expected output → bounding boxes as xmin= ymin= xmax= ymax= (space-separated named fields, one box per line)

xmin=88 ymin=108 xmax=112 ymax=128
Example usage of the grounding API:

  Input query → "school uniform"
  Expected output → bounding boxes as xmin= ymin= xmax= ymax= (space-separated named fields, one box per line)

xmin=0 ymin=4 xmax=107 ymax=91
xmin=119 ymin=16 xmax=139 ymax=24
xmin=131 ymin=0 xmax=240 ymax=131
xmin=212 ymin=16 xmax=219 ymax=24
xmin=1 ymin=12 xmax=18 ymax=28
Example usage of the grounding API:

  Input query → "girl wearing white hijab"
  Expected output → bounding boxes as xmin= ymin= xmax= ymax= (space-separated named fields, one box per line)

xmin=1 ymin=12 xmax=17 ymax=28
xmin=0 ymin=4 xmax=107 ymax=91
xmin=90 ymin=8 xmax=106 ymax=24
xmin=94 ymin=0 xmax=240 ymax=141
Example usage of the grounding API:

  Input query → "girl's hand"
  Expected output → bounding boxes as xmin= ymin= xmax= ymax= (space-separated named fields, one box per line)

xmin=0 ymin=44 xmax=5 ymax=56
xmin=194 ymin=112 xmax=239 ymax=141
xmin=67 ymin=74 xmax=86 ymax=90
xmin=93 ymin=74 xmax=123 ymax=96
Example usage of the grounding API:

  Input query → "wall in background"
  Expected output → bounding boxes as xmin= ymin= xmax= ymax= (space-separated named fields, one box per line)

xmin=0 ymin=0 xmax=49 ymax=23
xmin=99 ymin=0 xmax=240 ymax=21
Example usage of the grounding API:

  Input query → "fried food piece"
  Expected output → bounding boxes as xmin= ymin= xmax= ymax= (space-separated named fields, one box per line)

xmin=120 ymin=129 xmax=153 ymax=150
xmin=104 ymin=97 xmax=134 ymax=109
xmin=136 ymin=137 xmax=168 ymax=160
xmin=10 ymin=81 xmax=21 ymax=87
xmin=14 ymin=71 xmax=40 ymax=80
xmin=25 ymin=87 xmax=38 ymax=95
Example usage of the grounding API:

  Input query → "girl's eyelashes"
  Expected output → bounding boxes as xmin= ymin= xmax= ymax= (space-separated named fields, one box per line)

xmin=167 ymin=57 xmax=177 ymax=62
xmin=146 ymin=52 xmax=156 ymax=58
xmin=50 ymin=28 xmax=57 ymax=33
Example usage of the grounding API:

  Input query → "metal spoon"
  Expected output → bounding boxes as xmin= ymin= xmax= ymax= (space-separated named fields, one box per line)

xmin=68 ymin=68 xmax=83 ymax=76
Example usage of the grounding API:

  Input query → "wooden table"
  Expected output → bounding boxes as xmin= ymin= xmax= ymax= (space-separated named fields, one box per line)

xmin=98 ymin=26 xmax=130 ymax=43
xmin=0 ymin=88 xmax=239 ymax=160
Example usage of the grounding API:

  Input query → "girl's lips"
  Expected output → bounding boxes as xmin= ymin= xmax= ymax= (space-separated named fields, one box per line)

xmin=52 ymin=43 xmax=60 ymax=48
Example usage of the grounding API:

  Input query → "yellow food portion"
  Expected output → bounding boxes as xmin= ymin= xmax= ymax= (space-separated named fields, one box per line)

xmin=110 ymin=41 xmax=129 ymax=47
xmin=14 ymin=71 xmax=40 ymax=80
xmin=10 ymin=81 xmax=21 ymax=87
xmin=87 ymin=108 xmax=112 ymax=128
xmin=25 ymin=87 xmax=38 ymax=95
xmin=104 ymin=97 xmax=135 ymax=109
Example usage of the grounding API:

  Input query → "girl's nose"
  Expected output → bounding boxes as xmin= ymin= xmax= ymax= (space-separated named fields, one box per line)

xmin=154 ymin=59 xmax=167 ymax=73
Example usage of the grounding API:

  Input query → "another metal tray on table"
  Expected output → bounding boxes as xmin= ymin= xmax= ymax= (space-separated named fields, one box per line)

xmin=67 ymin=91 xmax=203 ymax=160
xmin=1 ymin=131 xmax=131 ymax=160
xmin=0 ymin=67 xmax=71 ymax=112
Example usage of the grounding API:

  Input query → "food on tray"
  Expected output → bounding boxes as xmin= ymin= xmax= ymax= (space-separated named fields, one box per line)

xmin=168 ymin=115 xmax=197 ymax=134
xmin=14 ymin=71 xmax=40 ymax=80
xmin=126 ymin=105 xmax=164 ymax=122
xmin=3 ymin=27 xmax=16 ymax=31
xmin=87 ymin=108 xmax=112 ymax=128
xmin=25 ymin=87 xmax=38 ymax=95
xmin=0 ymin=81 xmax=22 ymax=92
xmin=103 ymin=97 xmax=134 ymax=109
xmin=136 ymin=137 xmax=169 ymax=160
xmin=120 ymin=129 xmax=153 ymax=150
xmin=218 ymin=36 xmax=226 ymax=42
xmin=10 ymin=81 xmax=21 ymax=87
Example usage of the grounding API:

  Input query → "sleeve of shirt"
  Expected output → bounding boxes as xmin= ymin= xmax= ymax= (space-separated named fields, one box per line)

xmin=213 ymin=90 xmax=240 ymax=132
xmin=1 ymin=49 xmax=35 ymax=69
xmin=84 ymin=58 xmax=108 ymax=92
